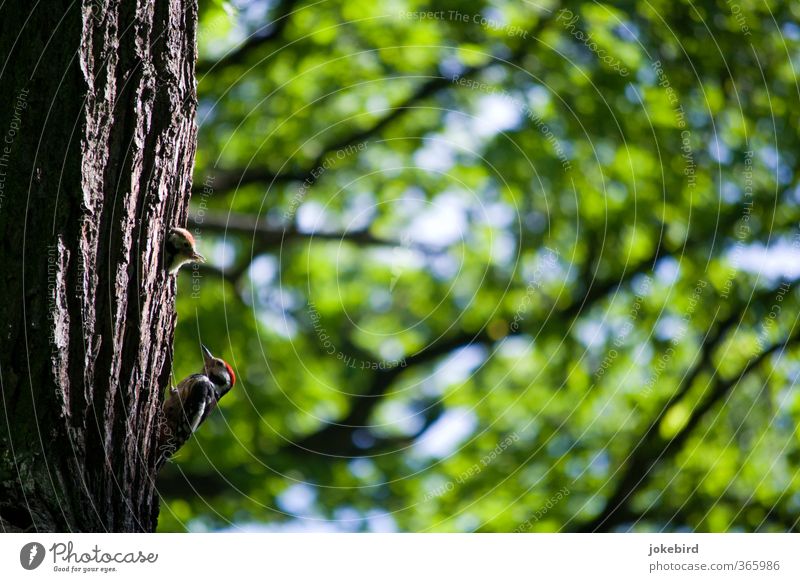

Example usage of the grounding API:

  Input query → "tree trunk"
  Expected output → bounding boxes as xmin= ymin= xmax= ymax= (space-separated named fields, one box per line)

xmin=0 ymin=0 xmax=198 ymax=532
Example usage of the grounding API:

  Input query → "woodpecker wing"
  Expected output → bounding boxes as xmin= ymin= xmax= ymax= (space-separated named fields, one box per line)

xmin=159 ymin=374 xmax=218 ymax=464
xmin=174 ymin=373 xmax=218 ymax=425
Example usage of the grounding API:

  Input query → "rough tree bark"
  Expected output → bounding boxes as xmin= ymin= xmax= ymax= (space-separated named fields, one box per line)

xmin=0 ymin=0 xmax=198 ymax=532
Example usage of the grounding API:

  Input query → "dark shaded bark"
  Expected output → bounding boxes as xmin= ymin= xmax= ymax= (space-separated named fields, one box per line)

xmin=0 ymin=0 xmax=197 ymax=532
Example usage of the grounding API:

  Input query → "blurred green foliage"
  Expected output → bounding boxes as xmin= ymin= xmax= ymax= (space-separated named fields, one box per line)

xmin=157 ymin=0 xmax=800 ymax=532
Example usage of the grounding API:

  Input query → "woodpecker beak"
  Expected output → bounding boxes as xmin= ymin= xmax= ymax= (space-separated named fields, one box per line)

xmin=201 ymin=344 xmax=214 ymax=364
xmin=190 ymin=251 xmax=205 ymax=263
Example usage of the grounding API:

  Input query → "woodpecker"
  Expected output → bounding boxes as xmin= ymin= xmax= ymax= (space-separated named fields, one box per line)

xmin=158 ymin=345 xmax=235 ymax=467
xmin=166 ymin=227 xmax=205 ymax=274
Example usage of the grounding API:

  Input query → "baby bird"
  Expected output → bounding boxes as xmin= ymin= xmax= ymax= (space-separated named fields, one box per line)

xmin=166 ymin=227 xmax=205 ymax=274
xmin=157 ymin=345 xmax=236 ymax=467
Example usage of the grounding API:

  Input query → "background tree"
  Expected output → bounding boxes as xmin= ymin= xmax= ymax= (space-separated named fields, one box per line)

xmin=0 ymin=0 xmax=197 ymax=531
xmin=157 ymin=0 xmax=800 ymax=533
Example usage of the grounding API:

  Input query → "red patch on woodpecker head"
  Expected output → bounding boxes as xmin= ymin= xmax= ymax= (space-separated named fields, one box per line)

xmin=224 ymin=360 xmax=236 ymax=387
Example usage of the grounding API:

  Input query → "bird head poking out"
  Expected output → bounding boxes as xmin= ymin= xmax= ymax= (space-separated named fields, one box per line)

xmin=202 ymin=344 xmax=236 ymax=395
xmin=167 ymin=227 xmax=205 ymax=274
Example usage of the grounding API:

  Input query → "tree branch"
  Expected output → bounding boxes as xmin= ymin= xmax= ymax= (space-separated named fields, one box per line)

xmin=578 ymin=324 xmax=800 ymax=532
xmin=193 ymin=18 xmax=552 ymax=196
xmin=196 ymin=0 xmax=300 ymax=76
xmin=289 ymin=332 xmax=494 ymax=457
xmin=189 ymin=210 xmax=439 ymax=252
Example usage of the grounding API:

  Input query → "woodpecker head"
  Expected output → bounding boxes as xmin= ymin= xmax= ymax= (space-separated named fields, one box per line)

xmin=201 ymin=344 xmax=235 ymax=395
xmin=167 ymin=227 xmax=205 ymax=274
